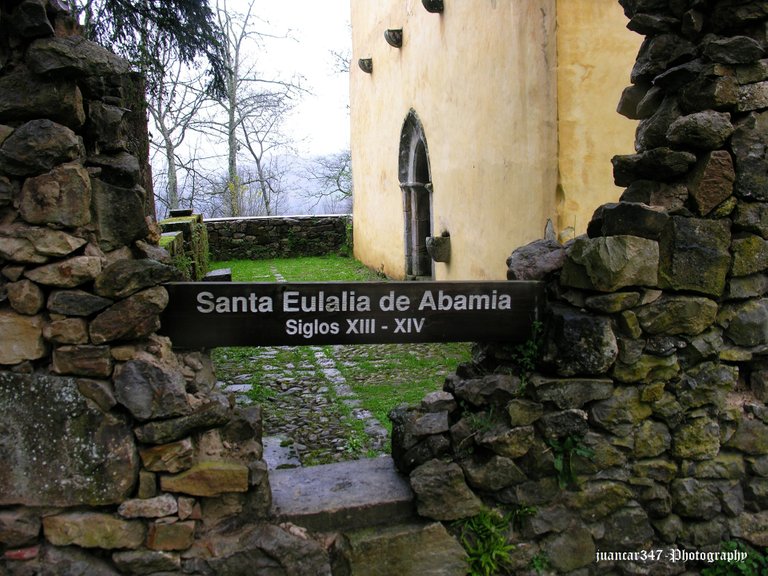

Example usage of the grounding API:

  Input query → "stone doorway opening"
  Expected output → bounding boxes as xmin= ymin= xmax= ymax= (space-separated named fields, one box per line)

xmin=399 ymin=110 xmax=433 ymax=280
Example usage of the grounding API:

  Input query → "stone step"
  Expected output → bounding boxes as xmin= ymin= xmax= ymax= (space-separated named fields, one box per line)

xmin=341 ymin=520 xmax=468 ymax=576
xmin=269 ymin=456 xmax=414 ymax=532
xmin=262 ymin=435 xmax=301 ymax=470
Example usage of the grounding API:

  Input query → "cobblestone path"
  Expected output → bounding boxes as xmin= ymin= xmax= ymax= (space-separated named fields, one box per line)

xmin=213 ymin=342 xmax=470 ymax=467
xmin=209 ymin=256 xmax=471 ymax=467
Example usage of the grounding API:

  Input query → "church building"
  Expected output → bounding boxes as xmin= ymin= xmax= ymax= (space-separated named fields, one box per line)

xmin=349 ymin=0 xmax=642 ymax=280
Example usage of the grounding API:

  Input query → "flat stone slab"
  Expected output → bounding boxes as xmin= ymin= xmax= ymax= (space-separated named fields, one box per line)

xmin=204 ymin=267 xmax=231 ymax=281
xmin=263 ymin=435 xmax=301 ymax=470
xmin=269 ymin=456 xmax=414 ymax=532
xmin=345 ymin=521 xmax=467 ymax=576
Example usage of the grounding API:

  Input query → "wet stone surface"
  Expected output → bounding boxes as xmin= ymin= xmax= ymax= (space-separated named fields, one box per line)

xmin=213 ymin=343 xmax=469 ymax=467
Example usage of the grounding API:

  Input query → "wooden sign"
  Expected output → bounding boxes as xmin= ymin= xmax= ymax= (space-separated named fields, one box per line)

xmin=160 ymin=281 xmax=544 ymax=348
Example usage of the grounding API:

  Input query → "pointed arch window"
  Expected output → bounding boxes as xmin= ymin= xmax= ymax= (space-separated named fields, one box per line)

xmin=398 ymin=110 xmax=433 ymax=279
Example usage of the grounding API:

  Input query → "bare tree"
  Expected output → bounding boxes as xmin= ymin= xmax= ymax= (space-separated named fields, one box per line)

xmin=148 ymin=51 xmax=210 ymax=213
xmin=197 ymin=0 xmax=302 ymax=217
xmin=238 ymin=161 xmax=289 ymax=216
xmin=330 ymin=48 xmax=351 ymax=74
xmin=302 ymin=150 xmax=352 ymax=213
xmin=239 ymin=91 xmax=297 ymax=215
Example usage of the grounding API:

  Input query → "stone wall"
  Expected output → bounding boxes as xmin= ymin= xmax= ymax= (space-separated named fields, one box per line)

xmin=0 ymin=4 xmax=332 ymax=575
xmin=159 ymin=213 xmax=209 ymax=280
xmin=206 ymin=214 xmax=352 ymax=261
xmin=390 ymin=1 xmax=768 ymax=574
xmin=3 ymin=1 xmax=768 ymax=574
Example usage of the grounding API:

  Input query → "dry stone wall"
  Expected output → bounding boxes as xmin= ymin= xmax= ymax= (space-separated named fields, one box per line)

xmin=391 ymin=1 xmax=768 ymax=574
xmin=0 ymin=3 xmax=332 ymax=575
xmin=3 ymin=0 xmax=768 ymax=575
xmin=206 ymin=214 xmax=351 ymax=261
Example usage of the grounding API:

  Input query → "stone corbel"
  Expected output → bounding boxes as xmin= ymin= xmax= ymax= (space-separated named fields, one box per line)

xmin=358 ymin=58 xmax=373 ymax=74
xmin=384 ymin=29 xmax=403 ymax=48
xmin=422 ymin=0 xmax=444 ymax=13
xmin=426 ymin=234 xmax=451 ymax=263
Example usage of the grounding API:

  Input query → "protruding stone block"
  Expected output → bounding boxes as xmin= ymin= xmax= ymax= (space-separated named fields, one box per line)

xmin=113 ymin=357 xmax=189 ymax=421
xmin=561 ymin=235 xmax=659 ymax=292
xmin=24 ymin=255 xmax=102 ymax=288
xmin=139 ymin=438 xmax=195 ymax=473
xmin=160 ymin=462 xmax=249 ymax=497
xmin=43 ymin=512 xmax=145 ymax=549
xmin=118 ymin=494 xmax=178 ymax=519
xmin=146 ymin=520 xmax=195 ymax=551
xmin=0 ymin=310 xmax=45 ymax=365
xmin=0 ymin=119 xmax=81 ymax=176
xmin=659 ymin=217 xmax=731 ymax=296
xmin=410 ymin=459 xmax=482 ymax=521
xmin=19 ymin=162 xmax=91 ymax=226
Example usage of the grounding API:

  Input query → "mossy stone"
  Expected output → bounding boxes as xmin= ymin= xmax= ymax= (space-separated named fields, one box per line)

xmin=731 ymin=234 xmax=768 ymax=276
xmin=589 ymin=386 xmax=653 ymax=436
xmin=635 ymin=420 xmax=671 ymax=458
xmin=727 ymin=419 xmax=768 ymax=455
xmin=613 ymin=353 xmax=680 ymax=384
xmin=672 ymin=417 xmax=720 ymax=460
xmin=633 ymin=459 xmax=679 ymax=483
xmin=565 ymin=481 xmax=633 ymax=521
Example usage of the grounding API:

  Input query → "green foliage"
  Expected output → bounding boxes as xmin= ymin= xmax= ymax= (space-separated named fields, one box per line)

xmin=72 ymin=0 xmax=228 ymax=97
xmin=454 ymin=509 xmax=515 ymax=576
xmin=339 ymin=219 xmax=354 ymax=257
xmin=194 ymin=221 xmax=210 ymax=279
xmin=246 ymin=382 xmax=276 ymax=404
xmin=530 ymin=552 xmax=550 ymax=574
xmin=509 ymin=504 xmax=537 ymax=531
xmin=211 ymin=255 xmax=383 ymax=282
xmin=547 ymin=435 xmax=594 ymax=490
xmin=159 ymin=215 xmax=208 ymax=280
xmin=285 ymin=229 xmax=309 ymax=255
xmin=510 ymin=320 xmax=543 ymax=388
xmin=466 ymin=406 xmax=497 ymax=434
xmin=210 ymin=348 xmax=275 ymax=404
xmin=172 ymin=253 xmax=194 ymax=280
xmin=701 ymin=541 xmax=768 ymax=576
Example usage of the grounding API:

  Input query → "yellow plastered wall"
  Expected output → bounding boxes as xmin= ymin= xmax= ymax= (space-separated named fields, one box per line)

xmin=350 ymin=0 xmax=640 ymax=280
xmin=556 ymin=0 xmax=642 ymax=239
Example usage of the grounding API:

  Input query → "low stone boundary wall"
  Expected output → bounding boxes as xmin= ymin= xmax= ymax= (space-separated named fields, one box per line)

xmin=206 ymin=215 xmax=351 ymax=261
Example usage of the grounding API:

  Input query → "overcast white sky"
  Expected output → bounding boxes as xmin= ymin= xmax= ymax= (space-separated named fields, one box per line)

xmin=253 ymin=0 xmax=352 ymax=156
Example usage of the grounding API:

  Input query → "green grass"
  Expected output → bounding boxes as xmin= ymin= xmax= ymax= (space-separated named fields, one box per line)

xmin=330 ymin=343 xmax=471 ymax=440
xmin=211 ymin=347 xmax=277 ymax=403
xmin=211 ymin=254 xmax=385 ymax=282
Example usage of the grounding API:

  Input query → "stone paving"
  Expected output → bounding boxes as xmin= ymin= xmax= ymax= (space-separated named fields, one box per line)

xmin=214 ymin=345 xmax=384 ymax=467
xmin=211 ymin=259 xmax=470 ymax=467
xmin=214 ymin=342 xmax=469 ymax=468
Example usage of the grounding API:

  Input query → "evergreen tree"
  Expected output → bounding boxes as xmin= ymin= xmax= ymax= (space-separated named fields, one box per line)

xmin=69 ymin=0 xmax=227 ymax=97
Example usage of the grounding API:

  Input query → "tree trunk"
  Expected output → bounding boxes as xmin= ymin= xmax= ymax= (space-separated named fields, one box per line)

xmin=227 ymin=75 xmax=240 ymax=217
xmin=164 ymin=137 xmax=179 ymax=211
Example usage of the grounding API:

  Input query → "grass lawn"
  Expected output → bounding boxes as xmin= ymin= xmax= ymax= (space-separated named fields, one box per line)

xmin=211 ymin=254 xmax=386 ymax=282
xmin=209 ymin=254 xmax=472 ymax=461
